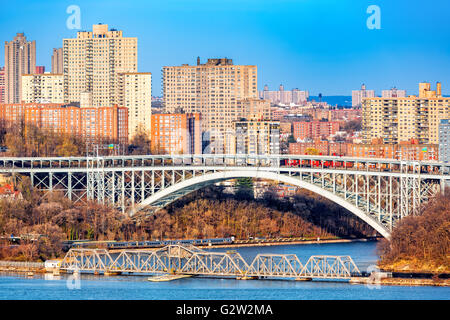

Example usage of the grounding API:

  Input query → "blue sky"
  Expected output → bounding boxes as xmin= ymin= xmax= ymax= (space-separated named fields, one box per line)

xmin=1 ymin=0 xmax=449 ymax=96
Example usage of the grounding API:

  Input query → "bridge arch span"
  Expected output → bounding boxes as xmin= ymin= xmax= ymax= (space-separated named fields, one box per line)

xmin=134 ymin=170 xmax=391 ymax=239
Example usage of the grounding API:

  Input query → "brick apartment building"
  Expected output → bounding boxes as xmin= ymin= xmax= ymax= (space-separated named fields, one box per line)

xmin=0 ymin=103 xmax=128 ymax=145
xmin=151 ymin=113 xmax=202 ymax=154
xmin=289 ymin=138 xmax=438 ymax=160
xmin=293 ymin=120 xmax=340 ymax=141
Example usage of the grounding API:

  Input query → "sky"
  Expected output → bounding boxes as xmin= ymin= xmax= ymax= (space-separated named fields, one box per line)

xmin=1 ymin=0 xmax=449 ymax=96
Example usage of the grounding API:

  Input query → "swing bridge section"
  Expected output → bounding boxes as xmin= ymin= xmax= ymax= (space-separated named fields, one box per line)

xmin=60 ymin=244 xmax=362 ymax=281
xmin=0 ymin=154 xmax=448 ymax=238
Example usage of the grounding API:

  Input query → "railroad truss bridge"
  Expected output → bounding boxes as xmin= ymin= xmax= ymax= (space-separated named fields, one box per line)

xmin=0 ymin=154 xmax=448 ymax=238
xmin=60 ymin=244 xmax=362 ymax=280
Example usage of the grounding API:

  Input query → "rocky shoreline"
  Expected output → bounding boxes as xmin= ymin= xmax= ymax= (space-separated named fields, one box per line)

xmin=349 ymin=277 xmax=449 ymax=287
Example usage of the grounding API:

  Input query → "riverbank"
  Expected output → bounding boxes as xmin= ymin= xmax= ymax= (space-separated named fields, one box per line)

xmin=350 ymin=277 xmax=450 ymax=287
xmin=0 ymin=261 xmax=45 ymax=274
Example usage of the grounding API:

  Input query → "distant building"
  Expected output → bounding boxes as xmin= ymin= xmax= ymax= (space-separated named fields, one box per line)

xmin=439 ymin=119 xmax=450 ymax=163
xmin=21 ymin=73 xmax=64 ymax=103
xmin=352 ymin=84 xmax=375 ymax=107
xmin=4 ymin=33 xmax=36 ymax=103
xmin=151 ymin=113 xmax=202 ymax=154
xmin=0 ymin=67 xmax=4 ymax=103
xmin=236 ymin=98 xmax=271 ymax=121
xmin=293 ymin=120 xmax=340 ymax=141
xmin=310 ymin=108 xmax=361 ymax=121
xmin=51 ymin=48 xmax=63 ymax=74
xmin=279 ymin=122 xmax=292 ymax=135
xmin=347 ymin=140 xmax=438 ymax=161
xmin=260 ymin=84 xmax=309 ymax=105
xmin=382 ymin=87 xmax=406 ymax=98
xmin=271 ymin=108 xmax=289 ymax=121
xmin=227 ymin=119 xmax=280 ymax=155
xmin=289 ymin=140 xmax=347 ymax=156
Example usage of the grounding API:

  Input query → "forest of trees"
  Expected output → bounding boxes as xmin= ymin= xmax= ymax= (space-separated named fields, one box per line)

xmin=0 ymin=176 xmax=377 ymax=262
xmin=377 ymin=193 xmax=450 ymax=272
xmin=0 ymin=120 xmax=86 ymax=157
xmin=341 ymin=118 xmax=362 ymax=134
xmin=162 ymin=185 xmax=376 ymax=239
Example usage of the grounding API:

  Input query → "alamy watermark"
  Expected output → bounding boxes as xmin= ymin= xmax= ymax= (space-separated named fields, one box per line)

xmin=365 ymin=264 xmax=382 ymax=289
xmin=66 ymin=267 xmax=81 ymax=290
xmin=66 ymin=5 xmax=81 ymax=30
xmin=366 ymin=5 xmax=381 ymax=30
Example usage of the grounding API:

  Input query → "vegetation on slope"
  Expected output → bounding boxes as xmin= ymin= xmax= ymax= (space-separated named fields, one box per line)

xmin=377 ymin=193 xmax=450 ymax=273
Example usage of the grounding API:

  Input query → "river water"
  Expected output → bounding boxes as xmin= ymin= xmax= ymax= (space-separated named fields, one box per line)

xmin=0 ymin=241 xmax=448 ymax=300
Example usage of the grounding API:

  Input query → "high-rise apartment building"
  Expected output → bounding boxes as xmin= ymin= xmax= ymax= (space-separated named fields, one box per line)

xmin=163 ymin=57 xmax=260 ymax=153
xmin=4 ymin=33 xmax=36 ymax=103
xmin=63 ymin=24 xmax=137 ymax=107
xmin=362 ymin=82 xmax=449 ymax=144
xmin=352 ymin=84 xmax=375 ymax=107
xmin=0 ymin=103 xmax=128 ymax=145
xmin=51 ymin=48 xmax=63 ymax=74
xmin=116 ymin=72 xmax=152 ymax=139
xmin=439 ymin=119 xmax=450 ymax=163
xmin=22 ymin=73 xmax=64 ymax=103
xmin=0 ymin=67 xmax=5 ymax=103
xmin=150 ymin=113 xmax=202 ymax=154
xmin=259 ymin=84 xmax=309 ymax=105
xmin=227 ymin=119 xmax=280 ymax=155
xmin=382 ymin=87 xmax=406 ymax=98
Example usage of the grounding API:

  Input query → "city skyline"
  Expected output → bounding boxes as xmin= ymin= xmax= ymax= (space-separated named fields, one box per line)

xmin=1 ymin=0 xmax=449 ymax=96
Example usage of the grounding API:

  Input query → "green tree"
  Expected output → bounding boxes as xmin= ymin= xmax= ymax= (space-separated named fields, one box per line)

xmin=235 ymin=177 xmax=254 ymax=200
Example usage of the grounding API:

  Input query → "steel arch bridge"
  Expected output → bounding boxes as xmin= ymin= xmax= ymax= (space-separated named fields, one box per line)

xmin=0 ymin=154 xmax=448 ymax=238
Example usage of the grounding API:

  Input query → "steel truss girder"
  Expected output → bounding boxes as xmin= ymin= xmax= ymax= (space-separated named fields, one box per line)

xmin=60 ymin=245 xmax=361 ymax=279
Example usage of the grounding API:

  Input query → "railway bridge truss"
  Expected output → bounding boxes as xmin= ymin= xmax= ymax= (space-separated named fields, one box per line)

xmin=60 ymin=244 xmax=362 ymax=280
xmin=0 ymin=154 xmax=449 ymax=238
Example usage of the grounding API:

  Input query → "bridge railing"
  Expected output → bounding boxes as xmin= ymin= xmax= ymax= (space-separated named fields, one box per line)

xmin=0 ymin=154 xmax=448 ymax=176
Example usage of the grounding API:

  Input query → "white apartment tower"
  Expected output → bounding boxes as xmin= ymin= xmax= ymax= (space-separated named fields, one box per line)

xmin=22 ymin=73 xmax=64 ymax=103
xmin=63 ymin=24 xmax=137 ymax=107
xmin=116 ymin=72 xmax=152 ymax=139
xmin=163 ymin=58 xmax=260 ymax=153
xmin=382 ymin=87 xmax=406 ymax=98
xmin=352 ymin=84 xmax=375 ymax=107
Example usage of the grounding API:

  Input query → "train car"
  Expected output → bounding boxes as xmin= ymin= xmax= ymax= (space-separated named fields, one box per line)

xmin=103 ymin=237 xmax=235 ymax=249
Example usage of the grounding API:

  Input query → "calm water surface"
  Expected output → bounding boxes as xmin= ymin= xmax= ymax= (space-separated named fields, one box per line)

xmin=0 ymin=241 xmax=448 ymax=300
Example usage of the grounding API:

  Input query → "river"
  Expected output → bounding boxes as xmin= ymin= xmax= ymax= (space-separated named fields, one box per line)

xmin=0 ymin=241 xmax=448 ymax=300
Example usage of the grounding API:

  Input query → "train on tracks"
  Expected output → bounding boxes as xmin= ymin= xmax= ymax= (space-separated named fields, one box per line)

xmin=64 ymin=237 xmax=235 ymax=250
